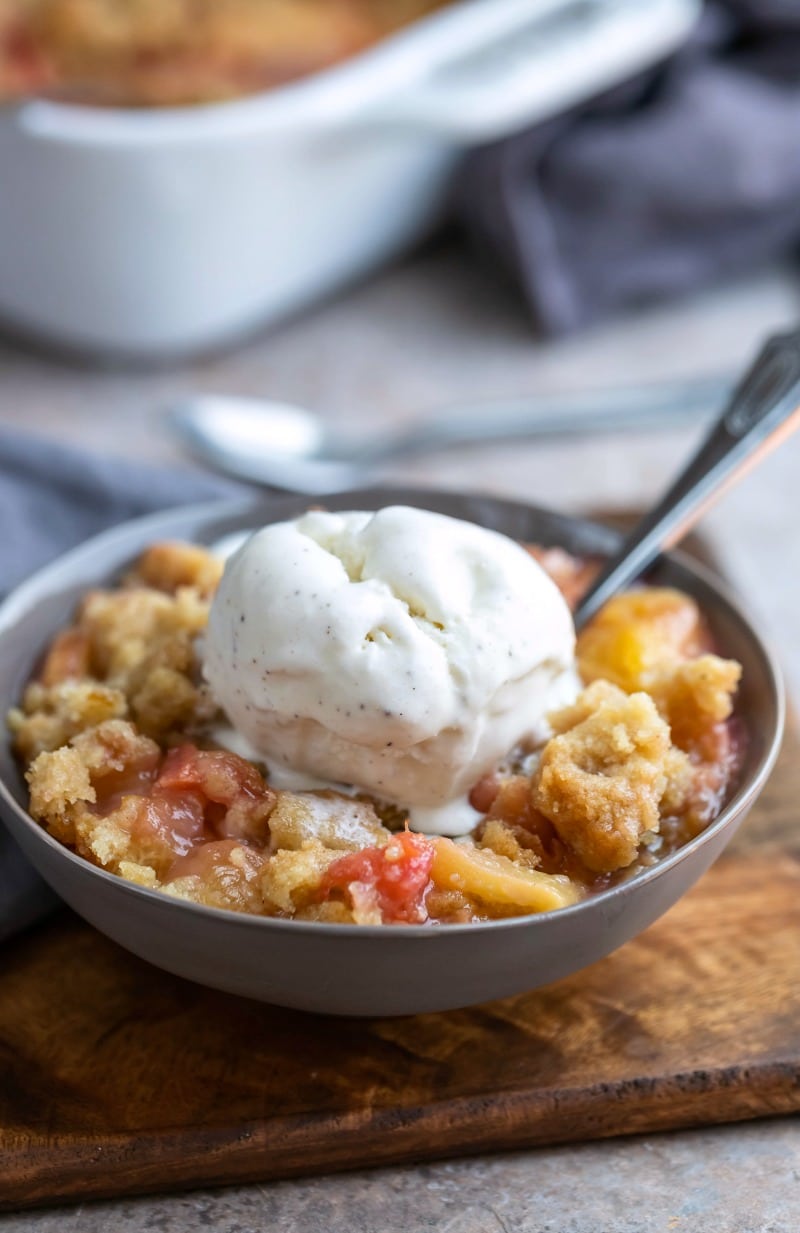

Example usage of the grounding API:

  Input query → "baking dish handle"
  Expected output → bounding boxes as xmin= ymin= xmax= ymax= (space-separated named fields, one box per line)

xmin=376 ymin=0 xmax=698 ymax=144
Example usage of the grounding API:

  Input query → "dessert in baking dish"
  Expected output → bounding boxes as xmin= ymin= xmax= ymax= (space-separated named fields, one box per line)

xmin=0 ymin=0 xmax=450 ymax=106
xmin=9 ymin=508 xmax=744 ymax=926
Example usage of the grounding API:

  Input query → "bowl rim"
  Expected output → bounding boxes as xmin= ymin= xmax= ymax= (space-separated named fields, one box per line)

xmin=0 ymin=488 xmax=786 ymax=940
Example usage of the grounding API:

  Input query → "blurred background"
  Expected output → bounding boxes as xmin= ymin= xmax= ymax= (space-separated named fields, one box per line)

xmin=0 ymin=0 xmax=798 ymax=691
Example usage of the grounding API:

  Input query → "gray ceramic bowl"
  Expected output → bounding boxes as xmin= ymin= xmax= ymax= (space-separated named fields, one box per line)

xmin=0 ymin=488 xmax=785 ymax=1016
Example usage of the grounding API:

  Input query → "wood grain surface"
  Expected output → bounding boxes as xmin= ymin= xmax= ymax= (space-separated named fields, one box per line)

xmin=1 ymin=715 xmax=798 ymax=1211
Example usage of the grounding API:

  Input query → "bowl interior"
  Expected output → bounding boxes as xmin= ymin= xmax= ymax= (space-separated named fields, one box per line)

xmin=0 ymin=486 xmax=784 ymax=926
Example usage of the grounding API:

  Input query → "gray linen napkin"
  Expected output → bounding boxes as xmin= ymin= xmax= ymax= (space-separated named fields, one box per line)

xmin=0 ymin=427 xmax=247 ymax=942
xmin=454 ymin=1 xmax=800 ymax=334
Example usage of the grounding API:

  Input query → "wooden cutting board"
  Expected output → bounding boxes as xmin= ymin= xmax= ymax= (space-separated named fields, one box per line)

xmin=2 ymin=539 xmax=799 ymax=1210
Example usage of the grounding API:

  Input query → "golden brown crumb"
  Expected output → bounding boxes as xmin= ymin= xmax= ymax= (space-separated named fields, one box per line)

xmin=423 ymin=887 xmax=474 ymax=923
xmin=267 ymin=790 xmax=390 ymax=853
xmin=27 ymin=718 xmax=161 ymax=865
xmin=533 ymin=681 xmax=689 ymax=874
xmin=648 ymin=654 xmax=742 ymax=756
xmin=479 ymin=816 xmax=529 ymax=864
xmin=10 ymin=680 xmax=127 ymax=762
xmin=295 ymin=899 xmax=358 ymax=924
xmin=128 ymin=663 xmax=201 ymax=742
xmin=11 ymin=580 xmax=217 ymax=747
xmin=118 ymin=860 xmax=160 ymax=890
xmin=80 ymin=584 xmax=206 ymax=672
xmin=126 ymin=541 xmax=223 ymax=597
xmin=102 ymin=586 xmax=212 ymax=741
xmin=26 ymin=743 xmax=95 ymax=845
xmin=574 ymin=592 xmax=741 ymax=842
xmin=69 ymin=716 xmax=160 ymax=779
xmin=658 ymin=737 xmax=692 ymax=807
xmin=73 ymin=797 xmax=151 ymax=872
xmin=260 ymin=842 xmax=342 ymax=916
xmin=481 ymin=776 xmax=589 ymax=878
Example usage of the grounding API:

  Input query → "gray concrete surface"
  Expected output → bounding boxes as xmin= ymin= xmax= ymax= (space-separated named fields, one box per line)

xmin=2 ymin=1121 xmax=798 ymax=1232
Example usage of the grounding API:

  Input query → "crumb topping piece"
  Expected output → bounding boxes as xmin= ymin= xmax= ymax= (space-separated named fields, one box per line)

xmin=532 ymin=681 xmax=687 ymax=873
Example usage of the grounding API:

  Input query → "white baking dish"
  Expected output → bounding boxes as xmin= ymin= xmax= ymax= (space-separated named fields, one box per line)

xmin=0 ymin=0 xmax=698 ymax=360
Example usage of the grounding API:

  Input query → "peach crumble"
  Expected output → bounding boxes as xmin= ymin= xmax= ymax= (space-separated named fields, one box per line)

xmin=9 ymin=537 xmax=744 ymax=926
xmin=0 ymin=0 xmax=450 ymax=107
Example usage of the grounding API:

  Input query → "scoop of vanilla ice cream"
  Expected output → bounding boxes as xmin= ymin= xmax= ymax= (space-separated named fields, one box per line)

xmin=203 ymin=506 xmax=576 ymax=822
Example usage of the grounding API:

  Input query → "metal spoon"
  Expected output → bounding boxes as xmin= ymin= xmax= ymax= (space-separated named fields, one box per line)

xmin=169 ymin=376 xmax=730 ymax=495
xmin=575 ymin=329 xmax=800 ymax=628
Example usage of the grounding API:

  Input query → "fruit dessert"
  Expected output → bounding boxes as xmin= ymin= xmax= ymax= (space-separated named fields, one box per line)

xmin=0 ymin=0 xmax=449 ymax=106
xmin=10 ymin=507 xmax=743 ymax=926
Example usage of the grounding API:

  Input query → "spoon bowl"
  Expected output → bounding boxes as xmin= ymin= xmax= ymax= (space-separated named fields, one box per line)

xmin=170 ymin=397 xmax=355 ymax=494
xmin=0 ymin=488 xmax=783 ymax=1015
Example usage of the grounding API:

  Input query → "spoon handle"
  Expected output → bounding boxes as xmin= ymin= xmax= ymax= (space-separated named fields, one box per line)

xmin=349 ymin=377 xmax=730 ymax=463
xmin=574 ymin=329 xmax=800 ymax=629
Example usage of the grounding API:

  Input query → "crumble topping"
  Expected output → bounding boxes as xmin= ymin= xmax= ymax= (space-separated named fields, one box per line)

xmin=10 ymin=538 xmax=744 ymax=925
